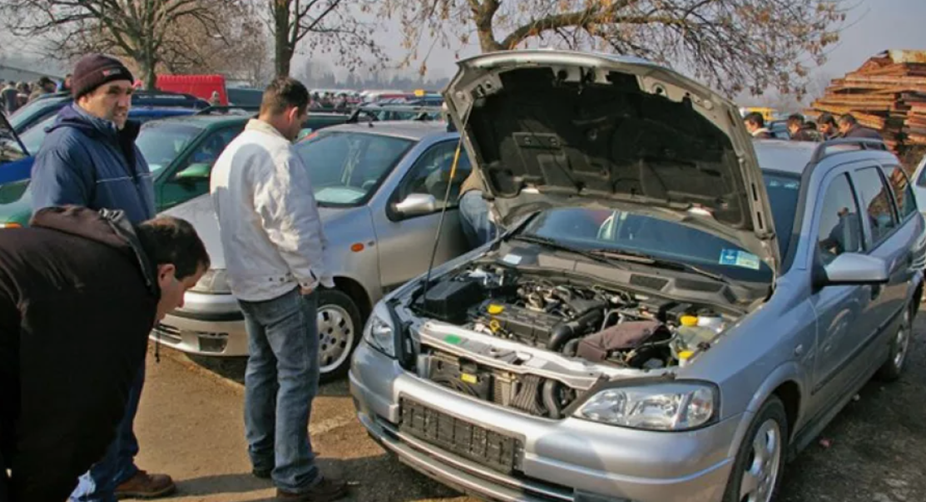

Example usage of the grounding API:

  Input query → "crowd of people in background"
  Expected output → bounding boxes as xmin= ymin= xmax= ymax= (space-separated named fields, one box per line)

xmin=0 ymin=74 xmax=72 ymax=116
xmin=308 ymin=92 xmax=351 ymax=112
xmin=743 ymin=110 xmax=883 ymax=143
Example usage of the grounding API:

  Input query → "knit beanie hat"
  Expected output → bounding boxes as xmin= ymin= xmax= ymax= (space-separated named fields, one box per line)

xmin=71 ymin=54 xmax=134 ymax=99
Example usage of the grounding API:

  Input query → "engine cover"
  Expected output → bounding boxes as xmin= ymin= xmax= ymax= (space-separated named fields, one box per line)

xmin=476 ymin=300 xmax=560 ymax=347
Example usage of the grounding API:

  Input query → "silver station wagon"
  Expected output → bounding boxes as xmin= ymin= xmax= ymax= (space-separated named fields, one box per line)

xmin=153 ymin=121 xmax=473 ymax=381
xmin=350 ymin=51 xmax=926 ymax=502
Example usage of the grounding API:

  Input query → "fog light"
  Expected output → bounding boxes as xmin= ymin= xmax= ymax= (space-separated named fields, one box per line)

xmin=574 ymin=491 xmax=633 ymax=502
xmin=198 ymin=333 xmax=229 ymax=353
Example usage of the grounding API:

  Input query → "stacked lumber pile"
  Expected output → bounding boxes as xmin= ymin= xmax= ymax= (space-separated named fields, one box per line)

xmin=808 ymin=49 xmax=926 ymax=156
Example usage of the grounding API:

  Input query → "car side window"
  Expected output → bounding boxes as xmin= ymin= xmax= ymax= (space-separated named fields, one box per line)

xmin=882 ymin=165 xmax=917 ymax=219
xmin=917 ymin=166 xmax=926 ymax=188
xmin=398 ymin=141 xmax=472 ymax=210
xmin=816 ymin=174 xmax=863 ymax=264
xmin=182 ymin=127 xmax=240 ymax=170
xmin=854 ymin=167 xmax=898 ymax=245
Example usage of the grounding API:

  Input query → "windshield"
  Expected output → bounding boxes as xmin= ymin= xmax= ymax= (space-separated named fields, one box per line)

xmin=15 ymin=114 xmax=56 ymax=155
xmin=136 ymin=123 xmax=203 ymax=174
xmin=296 ymin=131 xmax=413 ymax=206
xmin=9 ymin=96 xmax=69 ymax=132
xmin=519 ymin=172 xmax=801 ymax=282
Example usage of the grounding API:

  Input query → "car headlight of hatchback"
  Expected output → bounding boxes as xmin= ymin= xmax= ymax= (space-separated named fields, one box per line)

xmin=362 ymin=302 xmax=396 ymax=358
xmin=575 ymin=381 xmax=718 ymax=431
xmin=190 ymin=268 xmax=231 ymax=294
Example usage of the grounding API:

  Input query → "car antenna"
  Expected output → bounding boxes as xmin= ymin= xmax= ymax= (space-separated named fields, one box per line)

xmin=421 ymin=106 xmax=473 ymax=302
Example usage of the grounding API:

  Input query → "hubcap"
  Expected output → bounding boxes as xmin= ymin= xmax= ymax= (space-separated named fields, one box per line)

xmin=317 ymin=304 xmax=354 ymax=375
xmin=739 ymin=419 xmax=782 ymax=502
xmin=894 ymin=313 xmax=911 ymax=369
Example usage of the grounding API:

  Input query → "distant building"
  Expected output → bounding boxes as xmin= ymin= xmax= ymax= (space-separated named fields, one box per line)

xmin=0 ymin=63 xmax=63 ymax=85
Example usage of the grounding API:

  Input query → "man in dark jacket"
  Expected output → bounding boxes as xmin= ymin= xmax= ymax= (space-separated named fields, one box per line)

xmin=29 ymin=54 xmax=168 ymax=501
xmin=787 ymin=113 xmax=821 ymax=142
xmin=0 ymin=206 xmax=209 ymax=502
xmin=838 ymin=114 xmax=883 ymax=140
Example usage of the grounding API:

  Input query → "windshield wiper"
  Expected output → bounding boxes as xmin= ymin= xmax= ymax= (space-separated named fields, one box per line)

xmin=585 ymin=248 xmax=733 ymax=285
xmin=507 ymin=235 xmax=628 ymax=269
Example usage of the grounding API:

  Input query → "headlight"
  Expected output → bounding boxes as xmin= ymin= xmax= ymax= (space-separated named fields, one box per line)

xmin=362 ymin=302 xmax=396 ymax=358
xmin=190 ymin=268 xmax=231 ymax=294
xmin=575 ymin=382 xmax=717 ymax=431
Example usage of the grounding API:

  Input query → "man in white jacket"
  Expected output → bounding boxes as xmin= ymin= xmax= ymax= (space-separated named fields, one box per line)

xmin=210 ymin=77 xmax=345 ymax=502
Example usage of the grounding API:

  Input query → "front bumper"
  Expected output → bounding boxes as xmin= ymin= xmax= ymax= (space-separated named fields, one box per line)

xmin=350 ymin=343 xmax=737 ymax=502
xmin=149 ymin=292 xmax=248 ymax=356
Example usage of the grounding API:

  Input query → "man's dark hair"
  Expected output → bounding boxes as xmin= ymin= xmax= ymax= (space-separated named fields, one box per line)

xmin=839 ymin=114 xmax=857 ymax=126
xmin=744 ymin=112 xmax=765 ymax=128
xmin=135 ymin=216 xmax=210 ymax=280
xmin=787 ymin=114 xmax=804 ymax=128
xmin=260 ymin=77 xmax=309 ymax=116
xmin=818 ymin=113 xmax=837 ymax=127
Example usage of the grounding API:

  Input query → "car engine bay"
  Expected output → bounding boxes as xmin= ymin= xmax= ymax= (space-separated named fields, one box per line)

xmin=407 ymin=261 xmax=736 ymax=419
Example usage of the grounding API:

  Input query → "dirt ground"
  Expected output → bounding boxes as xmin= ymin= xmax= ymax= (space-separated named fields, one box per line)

xmin=131 ymin=308 xmax=926 ymax=502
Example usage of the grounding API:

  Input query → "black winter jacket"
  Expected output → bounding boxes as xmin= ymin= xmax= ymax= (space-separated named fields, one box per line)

xmin=0 ymin=206 xmax=159 ymax=502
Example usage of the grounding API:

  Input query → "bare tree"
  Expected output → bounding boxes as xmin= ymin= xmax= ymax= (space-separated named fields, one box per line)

xmin=380 ymin=0 xmax=847 ymax=97
xmin=0 ymin=0 xmax=232 ymax=89
xmin=264 ymin=0 xmax=384 ymax=78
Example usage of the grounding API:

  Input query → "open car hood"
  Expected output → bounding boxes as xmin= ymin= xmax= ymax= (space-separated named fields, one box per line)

xmin=443 ymin=50 xmax=780 ymax=273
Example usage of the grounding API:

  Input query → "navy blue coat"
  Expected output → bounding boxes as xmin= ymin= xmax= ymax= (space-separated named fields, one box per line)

xmin=30 ymin=104 xmax=156 ymax=224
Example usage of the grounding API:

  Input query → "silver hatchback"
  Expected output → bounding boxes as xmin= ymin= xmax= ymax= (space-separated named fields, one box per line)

xmin=152 ymin=121 xmax=473 ymax=381
xmin=350 ymin=51 xmax=926 ymax=502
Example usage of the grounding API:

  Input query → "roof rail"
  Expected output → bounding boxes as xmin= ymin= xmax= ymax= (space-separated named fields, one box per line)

xmin=195 ymin=105 xmax=260 ymax=116
xmin=808 ymin=138 xmax=889 ymax=165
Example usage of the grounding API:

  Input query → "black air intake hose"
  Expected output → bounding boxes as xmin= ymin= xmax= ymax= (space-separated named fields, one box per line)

xmin=542 ymin=379 xmax=562 ymax=419
xmin=547 ymin=309 xmax=603 ymax=352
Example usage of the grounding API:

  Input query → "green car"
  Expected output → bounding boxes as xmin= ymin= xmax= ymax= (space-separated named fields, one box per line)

xmin=0 ymin=111 xmax=353 ymax=228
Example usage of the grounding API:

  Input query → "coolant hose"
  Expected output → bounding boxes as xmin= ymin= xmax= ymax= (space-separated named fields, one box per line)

xmin=542 ymin=379 xmax=562 ymax=419
xmin=547 ymin=310 xmax=603 ymax=351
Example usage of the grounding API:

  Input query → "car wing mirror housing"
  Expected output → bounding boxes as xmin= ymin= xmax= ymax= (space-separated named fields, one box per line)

xmin=393 ymin=193 xmax=437 ymax=217
xmin=819 ymin=253 xmax=890 ymax=287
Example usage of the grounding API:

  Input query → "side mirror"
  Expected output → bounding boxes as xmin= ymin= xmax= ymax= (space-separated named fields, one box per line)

xmin=820 ymin=253 xmax=890 ymax=287
xmin=393 ymin=193 xmax=437 ymax=217
xmin=174 ymin=162 xmax=211 ymax=182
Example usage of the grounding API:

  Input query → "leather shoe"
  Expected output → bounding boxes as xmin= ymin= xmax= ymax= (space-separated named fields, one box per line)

xmin=115 ymin=470 xmax=176 ymax=499
xmin=276 ymin=476 xmax=347 ymax=501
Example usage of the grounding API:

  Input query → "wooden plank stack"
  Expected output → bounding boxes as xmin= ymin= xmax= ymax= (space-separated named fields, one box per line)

xmin=808 ymin=50 xmax=926 ymax=158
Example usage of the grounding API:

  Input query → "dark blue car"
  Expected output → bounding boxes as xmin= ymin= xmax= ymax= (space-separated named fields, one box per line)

xmin=0 ymin=107 xmax=198 ymax=184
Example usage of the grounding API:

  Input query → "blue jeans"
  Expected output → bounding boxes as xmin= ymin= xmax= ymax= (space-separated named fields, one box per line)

xmin=240 ymin=288 xmax=320 ymax=493
xmin=70 ymin=365 xmax=143 ymax=502
xmin=459 ymin=190 xmax=498 ymax=248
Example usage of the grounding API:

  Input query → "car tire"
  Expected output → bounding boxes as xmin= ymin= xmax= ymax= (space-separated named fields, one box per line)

xmin=722 ymin=396 xmax=788 ymax=502
xmin=876 ymin=306 xmax=912 ymax=382
xmin=316 ymin=289 xmax=362 ymax=383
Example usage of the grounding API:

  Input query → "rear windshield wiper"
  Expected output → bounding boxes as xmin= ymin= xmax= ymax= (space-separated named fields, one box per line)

xmin=507 ymin=234 xmax=628 ymax=269
xmin=586 ymin=248 xmax=733 ymax=285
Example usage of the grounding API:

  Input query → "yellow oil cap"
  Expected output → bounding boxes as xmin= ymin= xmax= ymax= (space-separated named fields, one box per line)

xmin=680 ymin=315 xmax=698 ymax=327
xmin=678 ymin=350 xmax=695 ymax=360
xmin=487 ymin=304 xmax=505 ymax=315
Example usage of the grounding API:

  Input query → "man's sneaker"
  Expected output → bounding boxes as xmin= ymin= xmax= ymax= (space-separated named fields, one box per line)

xmin=252 ymin=467 xmax=273 ymax=479
xmin=276 ymin=477 xmax=348 ymax=502
xmin=115 ymin=470 xmax=176 ymax=499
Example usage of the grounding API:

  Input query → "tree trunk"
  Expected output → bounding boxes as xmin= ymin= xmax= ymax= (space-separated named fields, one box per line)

xmin=138 ymin=54 xmax=157 ymax=90
xmin=474 ymin=2 xmax=503 ymax=52
xmin=273 ymin=0 xmax=293 ymax=77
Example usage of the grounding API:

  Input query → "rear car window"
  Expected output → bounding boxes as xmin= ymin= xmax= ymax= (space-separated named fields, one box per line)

xmin=854 ymin=167 xmax=897 ymax=245
xmin=882 ymin=165 xmax=917 ymax=219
